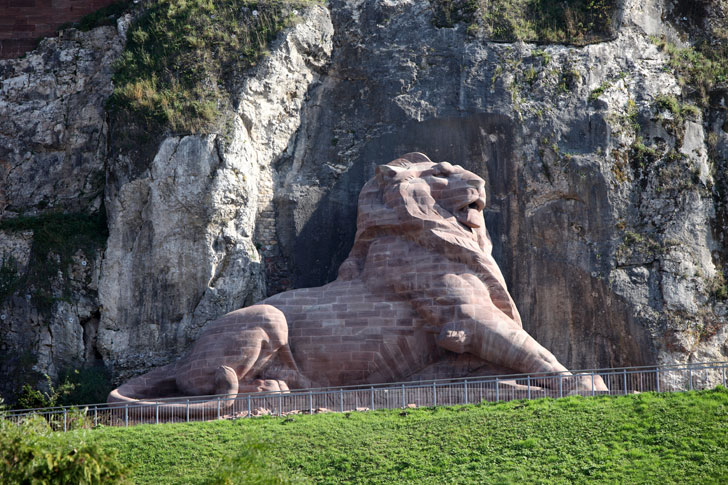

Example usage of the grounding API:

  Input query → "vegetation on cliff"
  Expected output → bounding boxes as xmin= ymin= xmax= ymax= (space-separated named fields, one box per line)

xmin=0 ymin=212 xmax=108 ymax=315
xmin=109 ymin=0 xmax=312 ymax=135
xmin=431 ymin=0 xmax=617 ymax=44
xmin=652 ymin=37 xmax=728 ymax=109
xmin=82 ymin=389 xmax=728 ymax=484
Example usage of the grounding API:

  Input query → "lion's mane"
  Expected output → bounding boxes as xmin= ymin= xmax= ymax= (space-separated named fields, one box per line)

xmin=337 ymin=152 xmax=522 ymax=326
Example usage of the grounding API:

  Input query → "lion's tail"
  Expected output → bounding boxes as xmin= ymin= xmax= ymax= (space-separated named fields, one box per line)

xmin=107 ymin=364 xmax=240 ymax=418
xmin=107 ymin=363 xmax=178 ymax=404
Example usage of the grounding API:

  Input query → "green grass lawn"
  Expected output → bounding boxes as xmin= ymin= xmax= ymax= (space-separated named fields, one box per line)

xmin=86 ymin=388 xmax=728 ymax=484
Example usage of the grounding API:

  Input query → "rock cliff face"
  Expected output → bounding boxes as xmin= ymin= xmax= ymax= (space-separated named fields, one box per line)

xmin=1 ymin=0 xmax=726 ymax=398
xmin=0 ymin=23 xmax=126 ymax=396
xmin=97 ymin=5 xmax=334 ymax=378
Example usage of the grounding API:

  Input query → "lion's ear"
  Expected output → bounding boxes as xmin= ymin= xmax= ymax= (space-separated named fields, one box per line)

xmin=376 ymin=164 xmax=405 ymax=181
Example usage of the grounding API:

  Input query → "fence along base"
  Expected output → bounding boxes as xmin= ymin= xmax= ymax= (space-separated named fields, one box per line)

xmin=6 ymin=362 xmax=728 ymax=431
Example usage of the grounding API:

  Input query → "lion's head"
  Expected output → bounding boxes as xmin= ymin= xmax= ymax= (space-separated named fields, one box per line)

xmin=339 ymin=152 xmax=493 ymax=278
xmin=376 ymin=153 xmax=487 ymax=233
xmin=337 ymin=152 xmax=520 ymax=324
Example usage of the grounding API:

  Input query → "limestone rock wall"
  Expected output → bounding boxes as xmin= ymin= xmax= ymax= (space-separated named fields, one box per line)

xmin=0 ymin=22 xmax=126 ymax=396
xmin=0 ymin=25 xmax=125 ymax=216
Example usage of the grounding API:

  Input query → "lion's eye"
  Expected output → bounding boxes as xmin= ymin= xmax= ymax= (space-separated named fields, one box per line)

xmin=431 ymin=169 xmax=449 ymax=178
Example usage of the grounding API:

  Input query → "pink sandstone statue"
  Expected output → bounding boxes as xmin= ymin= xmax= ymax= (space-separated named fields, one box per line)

xmin=109 ymin=152 xmax=607 ymax=407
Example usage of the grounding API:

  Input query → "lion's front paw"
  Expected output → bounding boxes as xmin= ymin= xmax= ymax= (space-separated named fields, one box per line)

xmin=240 ymin=379 xmax=290 ymax=393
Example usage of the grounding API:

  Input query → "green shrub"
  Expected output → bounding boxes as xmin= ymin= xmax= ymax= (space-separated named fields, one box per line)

xmin=655 ymin=94 xmax=700 ymax=122
xmin=655 ymin=93 xmax=680 ymax=114
xmin=56 ymin=368 xmax=114 ymax=407
xmin=710 ymin=271 xmax=728 ymax=301
xmin=15 ymin=382 xmax=57 ymax=410
xmin=652 ymin=36 xmax=728 ymax=107
xmin=0 ymin=415 xmax=127 ymax=484
xmin=630 ymin=139 xmax=658 ymax=169
xmin=14 ymin=368 xmax=113 ymax=410
xmin=589 ymin=80 xmax=611 ymax=101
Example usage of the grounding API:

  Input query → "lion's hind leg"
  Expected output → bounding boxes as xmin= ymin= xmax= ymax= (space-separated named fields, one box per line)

xmin=230 ymin=305 xmax=311 ymax=392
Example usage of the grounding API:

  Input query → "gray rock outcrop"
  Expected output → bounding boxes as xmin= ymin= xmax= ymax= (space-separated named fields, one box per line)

xmin=0 ymin=25 xmax=124 ymax=216
xmin=272 ymin=0 xmax=728 ymax=378
xmin=0 ymin=22 xmax=126 ymax=396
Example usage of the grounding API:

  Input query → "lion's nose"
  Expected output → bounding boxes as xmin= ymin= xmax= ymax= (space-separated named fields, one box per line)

xmin=470 ymin=198 xmax=485 ymax=211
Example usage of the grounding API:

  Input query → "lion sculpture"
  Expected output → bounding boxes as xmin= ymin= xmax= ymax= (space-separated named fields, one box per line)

xmin=109 ymin=153 xmax=607 ymax=409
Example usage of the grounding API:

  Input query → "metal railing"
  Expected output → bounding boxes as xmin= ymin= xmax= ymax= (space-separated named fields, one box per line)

xmin=5 ymin=360 xmax=727 ymax=432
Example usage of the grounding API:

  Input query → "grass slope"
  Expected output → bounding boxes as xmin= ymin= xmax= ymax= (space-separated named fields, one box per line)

xmin=87 ymin=389 xmax=728 ymax=484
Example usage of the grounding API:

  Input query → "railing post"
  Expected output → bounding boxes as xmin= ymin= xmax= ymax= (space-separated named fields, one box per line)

xmin=340 ymin=388 xmax=344 ymax=413
xmin=689 ymin=368 xmax=693 ymax=391
xmin=464 ymin=379 xmax=468 ymax=404
xmin=559 ymin=374 xmax=563 ymax=398
xmin=592 ymin=373 xmax=595 ymax=397
xmin=64 ymin=408 xmax=67 ymax=432
xmin=370 ymin=386 xmax=374 ymax=411
xmin=278 ymin=392 xmax=282 ymax=417
xmin=309 ymin=391 xmax=313 ymax=414
xmin=124 ymin=404 xmax=128 ymax=427
xmin=496 ymin=378 xmax=499 ymax=402
xmin=656 ymin=368 xmax=660 ymax=393
xmin=247 ymin=394 xmax=251 ymax=417
xmin=623 ymin=369 xmax=627 ymax=395
xmin=94 ymin=406 xmax=98 ymax=428
xmin=433 ymin=381 xmax=437 ymax=407
xmin=402 ymin=384 xmax=406 ymax=408
xmin=723 ymin=365 xmax=726 ymax=388
xmin=217 ymin=397 xmax=221 ymax=420
xmin=527 ymin=375 xmax=531 ymax=400
xmin=156 ymin=403 xmax=159 ymax=424
xmin=186 ymin=400 xmax=190 ymax=422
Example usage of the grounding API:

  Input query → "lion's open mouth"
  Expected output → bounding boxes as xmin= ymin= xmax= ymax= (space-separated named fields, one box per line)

xmin=455 ymin=197 xmax=485 ymax=229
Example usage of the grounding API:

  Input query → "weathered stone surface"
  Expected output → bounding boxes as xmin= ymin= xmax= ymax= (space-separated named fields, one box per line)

xmin=3 ymin=0 xmax=728 ymax=398
xmin=0 ymin=25 xmax=124 ymax=216
xmin=0 ymin=21 xmax=125 ymax=398
xmin=0 ymin=236 xmax=104 ymax=397
xmin=97 ymin=5 xmax=334 ymax=379
xmin=109 ymin=153 xmax=606 ymax=406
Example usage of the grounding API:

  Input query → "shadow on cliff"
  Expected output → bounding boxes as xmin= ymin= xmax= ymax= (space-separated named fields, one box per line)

xmin=278 ymin=113 xmax=517 ymax=288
